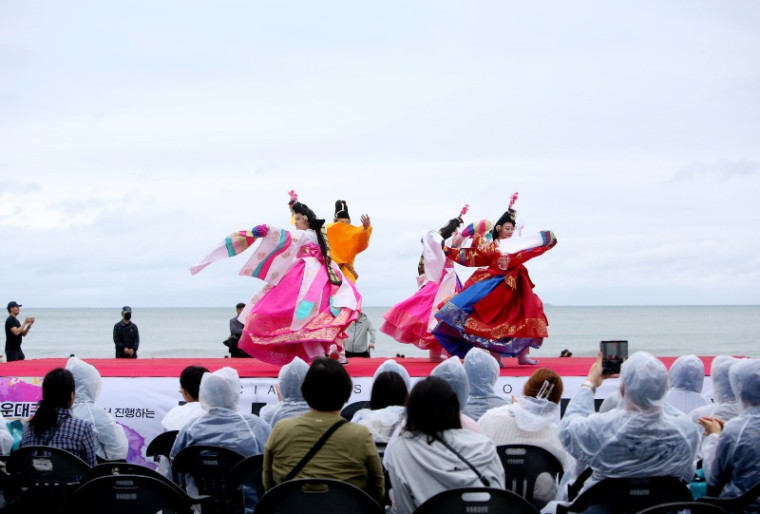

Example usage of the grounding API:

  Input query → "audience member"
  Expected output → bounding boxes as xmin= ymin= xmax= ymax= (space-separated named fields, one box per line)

xmin=66 ymin=357 xmax=129 ymax=461
xmin=478 ymin=367 xmax=572 ymax=506
xmin=351 ymin=371 xmax=408 ymax=443
xmin=170 ymin=367 xmax=271 ymax=459
xmin=384 ymin=376 xmax=505 ymax=514
xmin=666 ymin=354 xmax=710 ymax=414
xmin=259 ymin=357 xmax=310 ymax=427
xmin=559 ymin=352 xmax=699 ymax=493
xmin=20 ymin=368 xmax=97 ymax=466
xmin=462 ymin=349 xmax=509 ymax=421
xmin=0 ymin=410 xmax=13 ymax=455
xmin=690 ymin=355 xmax=742 ymax=424
xmin=431 ymin=357 xmax=482 ymax=432
xmin=699 ymin=358 xmax=760 ymax=512
xmin=263 ymin=358 xmax=384 ymax=501
xmin=162 ymin=365 xmax=209 ymax=431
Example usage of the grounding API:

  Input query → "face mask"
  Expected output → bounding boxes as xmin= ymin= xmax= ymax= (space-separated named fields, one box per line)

xmin=124 ymin=312 xmax=132 ymax=321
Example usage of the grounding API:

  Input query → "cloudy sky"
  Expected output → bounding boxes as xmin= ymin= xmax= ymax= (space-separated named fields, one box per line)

xmin=1 ymin=1 xmax=759 ymax=308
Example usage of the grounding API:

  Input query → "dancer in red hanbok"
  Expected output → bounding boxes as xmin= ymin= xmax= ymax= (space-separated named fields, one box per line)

xmin=190 ymin=191 xmax=361 ymax=365
xmin=433 ymin=193 xmax=557 ymax=366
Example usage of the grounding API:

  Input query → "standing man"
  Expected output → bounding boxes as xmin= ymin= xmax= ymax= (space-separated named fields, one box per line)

xmin=344 ymin=312 xmax=376 ymax=358
xmin=326 ymin=199 xmax=372 ymax=283
xmin=113 ymin=306 xmax=139 ymax=358
xmin=224 ymin=303 xmax=251 ymax=358
xmin=5 ymin=301 xmax=34 ymax=362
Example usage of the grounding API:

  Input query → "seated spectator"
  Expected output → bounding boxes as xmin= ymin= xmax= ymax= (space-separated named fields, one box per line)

xmin=1 ymin=410 xmax=13 ymax=455
xmin=170 ymin=367 xmax=271 ymax=459
xmin=462 ymin=349 xmax=509 ymax=421
xmin=20 ymin=368 xmax=97 ymax=466
xmin=699 ymin=358 xmax=760 ymax=512
xmin=559 ymin=352 xmax=699 ymax=493
xmin=162 ymin=365 xmax=210 ymax=431
xmin=259 ymin=357 xmax=310 ymax=427
xmin=384 ymin=376 xmax=505 ymax=514
xmin=690 ymin=355 xmax=742 ymax=424
xmin=431 ymin=357 xmax=482 ymax=432
xmin=263 ymin=358 xmax=384 ymax=502
xmin=351 ymin=370 xmax=408 ymax=443
xmin=66 ymin=357 xmax=128 ymax=461
xmin=373 ymin=358 xmax=412 ymax=391
xmin=478 ymin=367 xmax=572 ymax=506
xmin=666 ymin=354 xmax=710 ymax=414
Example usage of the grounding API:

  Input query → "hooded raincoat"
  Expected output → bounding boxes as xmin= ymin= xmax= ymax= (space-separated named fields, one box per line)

xmin=431 ymin=357 xmax=481 ymax=433
xmin=66 ymin=357 xmax=128 ymax=460
xmin=259 ymin=357 xmax=310 ymax=427
xmin=351 ymin=359 xmax=411 ymax=442
xmin=702 ymin=358 xmax=760 ymax=512
xmin=666 ymin=355 xmax=710 ymax=414
xmin=559 ymin=352 xmax=700 ymax=492
xmin=462 ymin=349 xmax=509 ymax=421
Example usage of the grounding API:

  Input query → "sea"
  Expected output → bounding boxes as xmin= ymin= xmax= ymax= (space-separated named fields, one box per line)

xmin=10 ymin=305 xmax=760 ymax=361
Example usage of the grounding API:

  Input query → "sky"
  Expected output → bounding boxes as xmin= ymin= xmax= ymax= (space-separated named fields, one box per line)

xmin=1 ymin=1 xmax=759 ymax=308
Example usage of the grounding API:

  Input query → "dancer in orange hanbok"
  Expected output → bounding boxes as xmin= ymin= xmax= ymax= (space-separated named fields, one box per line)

xmin=433 ymin=193 xmax=557 ymax=367
xmin=326 ymin=200 xmax=372 ymax=283
xmin=190 ymin=191 xmax=361 ymax=365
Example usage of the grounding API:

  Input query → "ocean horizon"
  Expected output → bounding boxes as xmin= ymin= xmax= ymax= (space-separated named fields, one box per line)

xmin=6 ymin=305 xmax=759 ymax=361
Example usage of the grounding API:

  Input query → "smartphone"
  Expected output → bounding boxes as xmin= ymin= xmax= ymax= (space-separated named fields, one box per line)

xmin=600 ymin=340 xmax=628 ymax=376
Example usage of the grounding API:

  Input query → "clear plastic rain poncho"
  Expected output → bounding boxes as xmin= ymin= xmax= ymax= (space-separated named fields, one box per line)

xmin=170 ymin=367 xmax=272 ymax=459
xmin=431 ymin=357 xmax=481 ymax=432
xmin=462 ymin=349 xmax=509 ymax=421
xmin=690 ymin=355 xmax=742 ymax=424
xmin=65 ymin=357 xmax=128 ymax=460
xmin=351 ymin=359 xmax=411 ymax=442
xmin=560 ymin=352 xmax=700 ymax=490
xmin=702 ymin=358 xmax=760 ymax=510
xmin=259 ymin=357 xmax=310 ymax=427
xmin=665 ymin=355 xmax=709 ymax=414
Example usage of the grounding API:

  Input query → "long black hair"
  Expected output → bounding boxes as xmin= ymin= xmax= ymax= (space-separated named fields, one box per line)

xmin=29 ymin=368 xmax=76 ymax=437
xmin=370 ymin=371 xmax=408 ymax=410
xmin=404 ymin=376 xmax=461 ymax=443
xmin=291 ymin=201 xmax=342 ymax=285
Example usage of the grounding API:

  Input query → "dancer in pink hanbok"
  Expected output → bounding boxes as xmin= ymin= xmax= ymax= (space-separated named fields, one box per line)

xmin=381 ymin=206 xmax=487 ymax=362
xmin=190 ymin=192 xmax=361 ymax=365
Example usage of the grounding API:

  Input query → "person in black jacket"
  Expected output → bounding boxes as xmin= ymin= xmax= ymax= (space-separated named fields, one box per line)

xmin=113 ymin=306 xmax=139 ymax=358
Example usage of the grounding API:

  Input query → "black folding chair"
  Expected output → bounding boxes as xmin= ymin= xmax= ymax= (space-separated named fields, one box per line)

xmin=698 ymin=479 xmax=760 ymax=514
xmin=340 ymin=401 xmax=370 ymax=421
xmin=6 ymin=446 xmax=91 ymax=513
xmin=65 ymin=474 xmax=195 ymax=514
xmin=172 ymin=445 xmax=245 ymax=514
xmin=556 ymin=476 xmax=693 ymax=514
xmin=635 ymin=501 xmax=728 ymax=513
xmin=496 ymin=444 xmax=564 ymax=507
xmin=254 ymin=478 xmax=384 ymax=514
xmin=412 ymin=487 xmax=540 ymax=514
xmin=226 ymin=454 xmax=264 ymax=514
xmin=146 ymin=430 xmax=179 ymax=462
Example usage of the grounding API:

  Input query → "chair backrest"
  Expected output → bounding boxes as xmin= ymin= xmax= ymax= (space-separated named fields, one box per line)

xmin=340 ymin=401 xmax=370 ymax=421
xmin=226 ymin=454 xmax=264 ymax=514
xmin=65 ymin=474 xmax=194 ymax=514
xmin=145 ymin=430 xmax=179 ymax=460
xmin=557 ymin=476 xmax=694 ymax=514
xmin=172 ymin=445 xmax=245 ymax=512
xmin=496 ymin=444 xmax=564 ymax=502
xmin=635 ymin=501 xmax=728 ymax=513
xmin=413 ymin=487 xmax=540 ymax=514
xmin=81 ymin=462 xmax=185 ymax=493
xmin=0 ymin=470 xmax=20 ymax=511
xmin=698 ymin=479 xmax=760 ymax=513
xmin=255 ymin=478 xmax=384 ymax=514
xmin=6 ymin=446 xmax=91 ymax=511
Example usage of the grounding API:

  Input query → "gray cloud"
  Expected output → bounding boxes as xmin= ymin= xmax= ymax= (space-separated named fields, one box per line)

xmin=672 ymin=160 xmax=760 ymax=183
